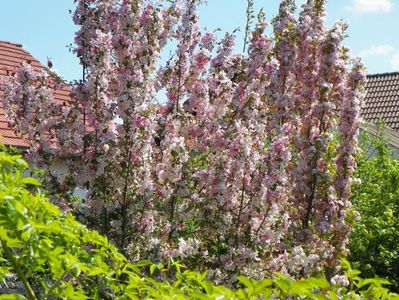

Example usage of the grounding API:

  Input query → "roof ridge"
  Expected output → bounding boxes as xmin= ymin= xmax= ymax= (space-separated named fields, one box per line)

xmin=367 ymin=71 xmax=399 ymax=78
xmin=0 ymin=40 xmax=23 ymax=47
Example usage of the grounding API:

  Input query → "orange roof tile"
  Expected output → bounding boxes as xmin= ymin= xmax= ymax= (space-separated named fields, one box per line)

xmin=0 ymin=40 xmax=72 ymax=148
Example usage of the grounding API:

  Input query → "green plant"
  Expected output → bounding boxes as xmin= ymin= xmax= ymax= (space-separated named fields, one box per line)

xmin=0 ymin=146 xmax=136 ymax=299
xmin=349 ymin=129 xmax=399 ymax=292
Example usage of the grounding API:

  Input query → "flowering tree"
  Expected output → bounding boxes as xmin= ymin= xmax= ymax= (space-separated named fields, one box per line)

xmin=1 ymin=0 xmax=366 ymax=282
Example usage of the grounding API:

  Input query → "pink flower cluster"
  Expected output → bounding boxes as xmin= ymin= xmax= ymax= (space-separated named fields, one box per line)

xmin=1 ymin=0 xmax=366 ymax=283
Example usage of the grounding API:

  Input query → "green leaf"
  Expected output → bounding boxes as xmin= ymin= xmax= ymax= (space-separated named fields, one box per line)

xmin=237 ymin=275 xmax=253 ymax=288
xmin=274 ymin=278 xmax=291 ymax=294
xmin=253 ymin=278 xmax=274 ymax=294
xmin=290 ymin=280 xmax=314 ymax=295
xmin=20 ymin=177 xmax=41 ymax=186
xmin=132 ymin=260 xmax=152 ymax=268
xmin=306 ymin=277 xmax=331 ymax=289
xmin=0 ymin=295 xmax=27 ymax=300
xmin=328 ymin=291 xmax=339 ymax=300
xmin=200 ymin=281 xmax=214 ymax=294
xmin=357 ymin=278 xmax=392 ymax=289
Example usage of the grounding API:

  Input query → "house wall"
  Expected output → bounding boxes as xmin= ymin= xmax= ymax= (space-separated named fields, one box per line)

xmin=360 ymin=122 xmax=399 ymax=158
xmin=23 ymin=156 xmax=87 ymax=199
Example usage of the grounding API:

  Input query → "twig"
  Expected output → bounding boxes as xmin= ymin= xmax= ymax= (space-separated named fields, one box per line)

xmin=1 ymin=239 xmax=38 ymax=300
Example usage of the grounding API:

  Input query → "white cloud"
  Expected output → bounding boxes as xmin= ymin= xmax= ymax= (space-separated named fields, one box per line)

xmin=359 ymin=45 xmax=395 ymax=57
xmin=345 ymin=0 xmax=393 ymax=14
xmin=390 ymin=51 xmax=399 ymax=70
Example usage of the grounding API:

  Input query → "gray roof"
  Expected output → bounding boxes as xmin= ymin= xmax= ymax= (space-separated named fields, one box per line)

xmin=363 ymin=72 xmax=399 ymax=131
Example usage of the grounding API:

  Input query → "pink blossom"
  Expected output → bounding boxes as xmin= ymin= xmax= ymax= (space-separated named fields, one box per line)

xmin=0 ymin=0 xmax=365 ymax=283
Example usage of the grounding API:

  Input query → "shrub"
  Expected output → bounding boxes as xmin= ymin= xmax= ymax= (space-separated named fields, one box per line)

xmin=349 ymin=130 xmax=399 ymax=292
xmin=1 ymin=0 xmax=367 ymax=281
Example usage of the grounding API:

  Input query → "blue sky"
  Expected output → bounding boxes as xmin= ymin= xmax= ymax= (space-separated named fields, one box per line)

xmin=0 ymin=0 xmax=398 ymax=81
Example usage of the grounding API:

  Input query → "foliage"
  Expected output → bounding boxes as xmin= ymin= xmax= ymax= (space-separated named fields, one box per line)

xmin=0 ymin=148 xmax=397 ymax=299
xmin=349 ymin=129 xmax=399 ymax=291
xmin=1 ymin=0 xmax=366 ymax=282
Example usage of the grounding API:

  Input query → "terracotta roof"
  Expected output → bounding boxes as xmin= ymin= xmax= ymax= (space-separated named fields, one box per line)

xmin=362 ymin=72 xmax=399 ymax=131
xmin=0 ymin=40 xmax=72 ymax=148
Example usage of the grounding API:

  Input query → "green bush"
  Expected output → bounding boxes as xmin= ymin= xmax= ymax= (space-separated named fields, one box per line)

xmin=0 ymin=146 xmax=397 ymax=299
xmin=349 ymin=131 xmax=399 ymax=292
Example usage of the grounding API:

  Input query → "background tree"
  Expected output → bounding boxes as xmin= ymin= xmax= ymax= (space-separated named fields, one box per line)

xmin=349 ymin=128 xmax=399 ymax=292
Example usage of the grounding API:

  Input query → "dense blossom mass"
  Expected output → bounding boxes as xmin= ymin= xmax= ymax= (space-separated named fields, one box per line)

xmin=1 ymin=0 xmax=366 ymax=282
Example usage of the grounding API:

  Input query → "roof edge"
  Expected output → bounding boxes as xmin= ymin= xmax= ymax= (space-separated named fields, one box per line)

xmin=367 ymin=71 xmax=399 ymax=78
xmin=0 ymin=40 xmax=23 ymax=48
